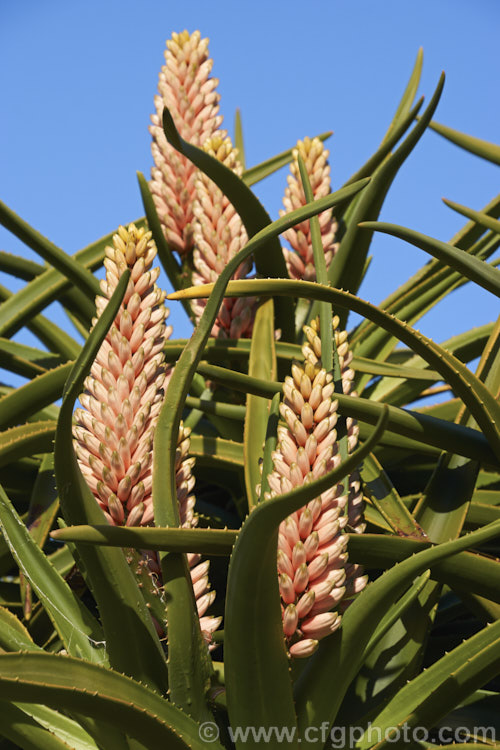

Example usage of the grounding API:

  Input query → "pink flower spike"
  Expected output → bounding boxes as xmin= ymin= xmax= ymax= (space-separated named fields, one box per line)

xmin=149 ymin=31 xmax=223 ymax=256
xmin=261 ymin=316 xmax=367 ymax=658
xmin=280 ymin=137 xmax=338 ymax=281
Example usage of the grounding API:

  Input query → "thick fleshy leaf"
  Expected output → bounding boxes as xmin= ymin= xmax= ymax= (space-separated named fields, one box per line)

xmin=0 ymin=483 xmax=106 ymax=663
xmin=0 ymin=200 xmax=100 ymax=303
xmin=0 ymin=283 xmax=81 ymax=360
xmin=357 ymin=619 xmax=500 ymax=749
xmin=0 ymin=219 xmax=144 ymax=344
xmin=0 ymin=362 xmax=72 ymax=430
xmin=380 ymin=48 xmax=423 ymax=144
xmin=54 ymin=271 xmax=169 ymax=695
xmin=327 ymin=74 xmax=444 ymax=303
xmin=234 ymin=107 xmax=246 ymax=170
xmin=51 ymin=525 xmax=237 ymax=554
xmin=162 ymin=105 xmax=295 ymax=341
xmin=0 ymin=421 xmax=56 ymax=467
xmin=360 ymin=220 xmax=500 ymax=298
xmin=0 ymin=653 xmax=223 ymax=750
xmin=244 ymin=299 xmax=277 ymax=510
xmin=361 ymin=453 xmax=424 ymax=537
xmin=349 ymin=534 xmax=500 ymax=603
xmin=429 ymin=119 xmax=500 ymax=165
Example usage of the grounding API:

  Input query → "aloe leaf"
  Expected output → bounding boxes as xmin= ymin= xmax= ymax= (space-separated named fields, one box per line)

xmin=361 ymin=453 xmax=424 ymax=537
xmin=363 ymin=571 xmax=430 ymax=658
xmin=244 ymin=299 xmax=277 ymax=511
xmin=360 ymin=220 xmax=500 ymax=298
xmin=53 ymin=271 xmax=169 ymax=694
xmin=0 ymin=483 xmax=106 ymax=663
xmin=328 ymin=74 xmax=444 ymax=302
xmin=0 ymin=421 xmax=57 ymax=467
xmin=0 ymin=702 xmax=85 ymax=750
xmin=0 ymin=606 xmax=41 ymax=652
xmin=0 ymin=200 xmax=100 ymax=302
xmin=172 ymin=278 xmax=500 ymax=465
xmin=428 ymin=119 xmax=500 ymax=165
xmin=242 ymin=131 xmax=332 ymax=187
xmin=185 ymin=396 xmax=245 ymax=421
xmin=0 ymin=652 xmax=223 ymax=750
xmin=160 ymin=123 xmax=366 ymax=340
xmin=343 ymin=99 xmax=424 ymax=189
xmin=0 ymin=362 xmax=72 ymax=430
xmin=444 ymin=198 xmax=500 ymax=236
xmin=358 ymin=619 xmax=500 ymax=749
xmin=294 ymin=520 xmax=500 ymax=741
xmin=0 ymin=284 xmax=81 ymax=360
xmin=0 ymin=250 xmax=45 ymax=281
xmin=6 ymin=703 xmax=104 ymax=750
xmin=0 ymin=338 xmax=64 ymax=372
xmin=20 ymin=453 xmax=60 ymax=619
xmin=224 ymin=409 xmax=388 ymax=749
xmin=351 ymin=190 xmax=500 ymax=370
xmin=349 ymin=534 xmax=500 ymax=603
xmin=381 ymin=48 xmax=423 ymax=144
xmin=234 ymin=107 xmax=246 ymax=170
xmin=51 ymin=525 xmax=238 ymax=553
xmin=190 ymin=435 xmax=244 ymax=467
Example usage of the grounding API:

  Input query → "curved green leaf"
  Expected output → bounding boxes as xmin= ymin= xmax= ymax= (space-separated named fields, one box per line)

xmin=0 ymin=200 xmax=100 ymax=303
xmin=358 ymin=619 xmax=500 ymax=749
xmin=0 ymin=483 xmax=105 ymax=663
xmin=0 ymin=702 xmax=80 ymax=750
xmin=360 ymin=220 xmax=500 ymax=298
xmin=0 ymin=653 xmax=223 ymax=750
xmin=244 ymin=299 xmax=277 ymax=510
xmin=349 ymin=533 xmax=500 ymax=603
xmin=51 ymin=525 xmax=237 ymax=554
xmin=0 ymin=219 xmax=144 ymax=344
xmin=361 ymin=453 xmax=424 ymax=537
xmin=0 ymin=421 xmax=56 ymax=467
xmin=328 ymin=74 xmax=444 ymax=301
xmin=0 ymin=362 xmax=72 ymax=430
xmin=429 ymin=119 xmax=500 ymax=165
xmin=0 ymin=606 xmax=41 ymax=652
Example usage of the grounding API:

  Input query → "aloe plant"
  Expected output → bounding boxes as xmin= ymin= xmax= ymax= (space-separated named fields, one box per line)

xmin=0 ymin=31 xmax=499 ymax=750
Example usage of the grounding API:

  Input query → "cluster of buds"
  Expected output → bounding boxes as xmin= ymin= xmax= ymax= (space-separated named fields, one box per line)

xmin=73 ymin=224 xmax=171 ymax=528
xmin=263 ymin=317 xmax=367 ymax=658
xmin=191 ymin=133 xmax=256 ymax=338
xmin=73 ymin=224 xmax=219 ymax=642
xmin=280 ymin=137 xmax=339 ymax=281
xmin=150 ymin=30 xmax=223 ymax=256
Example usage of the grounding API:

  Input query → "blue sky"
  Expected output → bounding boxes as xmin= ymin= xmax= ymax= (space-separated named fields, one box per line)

xmin=1 ymin=0 xmax=499 ymax=366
